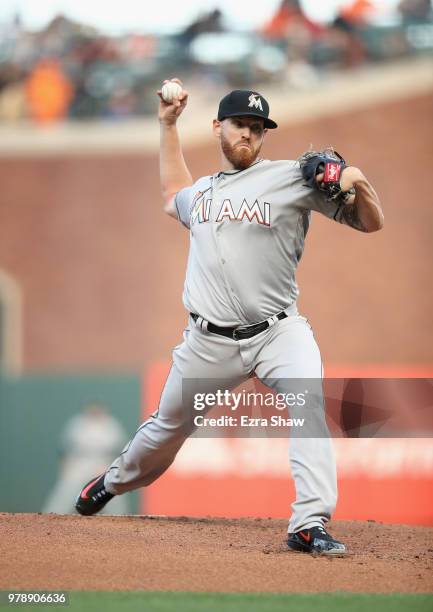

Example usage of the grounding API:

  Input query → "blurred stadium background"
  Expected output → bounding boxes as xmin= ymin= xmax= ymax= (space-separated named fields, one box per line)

xmin=0 ymin=0 xmax=432 ymax=523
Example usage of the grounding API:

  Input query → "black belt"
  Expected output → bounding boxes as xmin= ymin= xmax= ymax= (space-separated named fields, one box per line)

xmin=190 ymin=311 xmax=287 ymax=341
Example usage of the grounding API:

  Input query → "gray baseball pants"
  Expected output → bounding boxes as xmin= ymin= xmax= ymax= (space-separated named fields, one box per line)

xmin=104 ymin=304 xmax=337 ymax=533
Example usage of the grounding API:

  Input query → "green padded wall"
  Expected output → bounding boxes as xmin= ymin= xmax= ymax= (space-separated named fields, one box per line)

xmin=0 ymin=374 xmax=141 ymax=513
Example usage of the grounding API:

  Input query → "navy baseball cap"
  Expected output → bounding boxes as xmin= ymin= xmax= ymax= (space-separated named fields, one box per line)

xmin=217 ymin=90 xmax=278 ymax=129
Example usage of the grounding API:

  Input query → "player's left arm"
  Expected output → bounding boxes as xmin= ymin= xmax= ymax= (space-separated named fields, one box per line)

xmin=336 ymin=167 xmax=384 ymax=233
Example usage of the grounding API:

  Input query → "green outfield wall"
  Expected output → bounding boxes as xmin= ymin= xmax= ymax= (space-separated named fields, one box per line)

xmin=0 ymin=374 xmax=141 ymax=513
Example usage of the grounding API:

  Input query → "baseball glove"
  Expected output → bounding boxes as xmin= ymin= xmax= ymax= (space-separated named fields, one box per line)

xmin=298 ymin=148 xmax=353 ymax=202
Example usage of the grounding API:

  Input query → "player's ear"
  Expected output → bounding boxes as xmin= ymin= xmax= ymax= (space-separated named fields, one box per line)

xmin=213 ymin=119 xmax=221 ymax=140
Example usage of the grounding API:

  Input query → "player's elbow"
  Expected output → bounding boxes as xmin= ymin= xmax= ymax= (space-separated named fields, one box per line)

xmin=364 ymin=223 xmax=382 ymax=233
xmin=378 ymin=210 xmax=384 ymax=230
xmin=163 ymin=195 xmax=178 ymax=219
xmin=365 ymin=212 xmax=384 ymax=233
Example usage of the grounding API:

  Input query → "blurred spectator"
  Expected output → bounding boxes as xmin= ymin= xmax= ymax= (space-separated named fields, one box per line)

xmin=106 ymin=87 xmax=137 ymax=118
xmin=339 ymin=0 xmax=376 ymax=24
xmin=0 ymin=63 xmax=27 ymax=121
xmin=261 ymin=0 xmax=322 ymax=42
xmin=25 ymin=58 xmax=73 ymax=123
xmin=179 ymin=9 xmax=225 ymax=45
xmin=123 ymin=34 xmax=156 ymax=60
xmin=322 ymin=1 xmax=378 ymax=69
xmin=43 ymin=404 xmax=128 ymax=515
xmin=261 ymin=0 xmax=324 ymax=87
xmin=398 ymin=0 xmax=432 ymax=23
xmin=0 ymin=80 xmax=27 ymax=121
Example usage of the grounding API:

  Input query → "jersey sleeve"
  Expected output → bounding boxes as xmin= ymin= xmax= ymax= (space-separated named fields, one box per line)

xmin=174 ymin=186 xmax=193 ymax=229
xmin=301 ymin=187 xmax=344 ymax=222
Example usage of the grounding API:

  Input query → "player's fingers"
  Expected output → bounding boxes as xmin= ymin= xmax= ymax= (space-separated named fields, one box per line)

xmin=173 ymin=91 xmax=188 ymax=108
xmin=157 ymin=92 xmax=175 ymax=107
xmin=170 ymin=77 xmax=183 ymax=85
xmin=315 ymin=172 xmax=324 ymax=183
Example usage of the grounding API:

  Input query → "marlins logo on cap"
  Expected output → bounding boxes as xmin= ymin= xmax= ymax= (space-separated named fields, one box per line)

xmin=217 ymin=90 xmax=278 ymax=129
xmin=248 ymin=93 xmax=263 ymax=111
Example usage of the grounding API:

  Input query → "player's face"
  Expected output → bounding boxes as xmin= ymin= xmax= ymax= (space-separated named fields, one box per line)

xmin=216 ymin=117 xmax=266 ymax=170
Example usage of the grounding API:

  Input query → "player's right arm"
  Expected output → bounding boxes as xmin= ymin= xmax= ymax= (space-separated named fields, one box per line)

xmin=157 ymin=78 xmax=193 ymax=219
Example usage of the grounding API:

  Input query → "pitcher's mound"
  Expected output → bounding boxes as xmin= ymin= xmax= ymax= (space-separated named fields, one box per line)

xmin=1 ymin=513 xmax=432 ymax=592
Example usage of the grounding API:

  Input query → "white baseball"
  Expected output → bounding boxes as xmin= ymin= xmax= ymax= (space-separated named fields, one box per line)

xmin=161 ymin=81 xmax=182 ymax=104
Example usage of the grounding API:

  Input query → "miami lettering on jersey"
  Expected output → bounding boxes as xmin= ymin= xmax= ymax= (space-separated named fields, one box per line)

xmin=190 ymin=192 xmax=210 ymax=225
xmin=190 ymin=197 xmax=271 ymax=227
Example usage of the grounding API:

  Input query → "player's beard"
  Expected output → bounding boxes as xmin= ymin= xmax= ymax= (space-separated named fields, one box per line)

xmin=221 ymin=135 xmax=262 ymax=170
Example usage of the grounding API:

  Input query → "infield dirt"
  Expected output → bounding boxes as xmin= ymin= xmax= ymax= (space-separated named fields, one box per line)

xmin=1 ymin=513 xmax=432 ymax=592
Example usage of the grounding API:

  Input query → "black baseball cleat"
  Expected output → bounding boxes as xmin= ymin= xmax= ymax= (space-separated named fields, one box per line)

xmin=287 ymin=525 xmax=347 ymax=556
xmin=75 ymin=473 xmax=114 ymax=516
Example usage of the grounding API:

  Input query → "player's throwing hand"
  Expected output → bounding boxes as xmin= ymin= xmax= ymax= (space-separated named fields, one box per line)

xmin=157 ymin=78 xmax=188 ymax=125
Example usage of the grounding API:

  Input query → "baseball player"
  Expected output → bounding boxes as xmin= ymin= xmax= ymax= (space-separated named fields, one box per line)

xmin=75 ymin=80 xmax=384 ymax=556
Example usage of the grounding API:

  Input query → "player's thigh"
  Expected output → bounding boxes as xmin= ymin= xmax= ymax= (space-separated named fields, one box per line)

xmin=254 ymin=314 xmax=323 ymax=380
xmin=255 ymin=316 xmax=327 ymax=434
xmin=173 ymin=321 xmax=249 ymax=380
xmin=155 ymin=323 xmax=247 ymax=425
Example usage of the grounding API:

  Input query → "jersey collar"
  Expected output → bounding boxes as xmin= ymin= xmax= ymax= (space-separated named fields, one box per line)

xmin=216 ymin=158 xmax=265 ymax=177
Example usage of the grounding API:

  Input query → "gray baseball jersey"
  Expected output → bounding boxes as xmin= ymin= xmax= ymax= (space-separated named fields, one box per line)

xmin=175 ymin=158 xmax=343 ymax=326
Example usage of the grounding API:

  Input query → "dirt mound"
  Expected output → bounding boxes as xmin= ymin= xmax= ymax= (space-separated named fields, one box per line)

xmin=1 ymin=513 xmax=432 ymax=592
